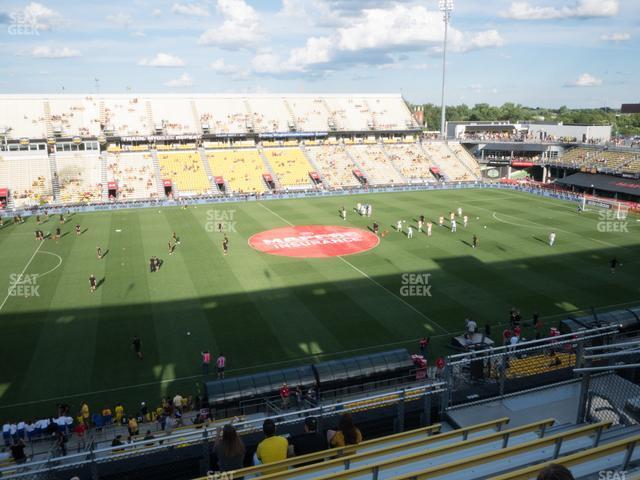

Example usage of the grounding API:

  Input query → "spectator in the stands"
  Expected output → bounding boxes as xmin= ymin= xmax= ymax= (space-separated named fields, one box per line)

xmin=214 ymin=424 xmax=245 ymax=472
xmin=290 ymin=417 xmax=325 ymax=460
xmin=127 ymin=416 xmax=139 ymax=438
xmin=81 ymin=402 xmax=90 ymax=426
xmin=255 ymin=419 xmax=288 ymax=467
xmin=2 ymin=422 xmax=10 ymax=446
xmin=173 ymin=393 xmax=184 ymax=413
xmin=111 ymin=435 xmax=124 ymax=448
xmin=537 ymin=463 xmax=574 ymax=480
xmin=114 ymin=403 xmax=125 ymax=425
xmin=280 ymin=383 xmax=290 ymax=409
xmin=327 ymin=413 xmax=362 ymax=447
xmin=10 ymin=439 xmax=26 ymax=464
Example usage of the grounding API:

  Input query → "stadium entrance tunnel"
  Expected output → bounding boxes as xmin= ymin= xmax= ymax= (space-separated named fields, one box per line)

xmin=248 ymin=225 xmax=380 ymax=258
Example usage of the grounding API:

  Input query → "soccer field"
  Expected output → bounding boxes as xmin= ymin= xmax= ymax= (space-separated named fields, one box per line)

xmin=1 ymin=188 xmax=639 ymax=420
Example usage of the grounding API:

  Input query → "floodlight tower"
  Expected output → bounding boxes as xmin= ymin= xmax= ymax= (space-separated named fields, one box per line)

xmin=439 ymin=0 xmax=454 ymax=141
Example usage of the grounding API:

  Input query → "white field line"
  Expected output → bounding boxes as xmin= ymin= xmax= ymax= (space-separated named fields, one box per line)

xmin=0 ymin=241 xmax=44 ymax=312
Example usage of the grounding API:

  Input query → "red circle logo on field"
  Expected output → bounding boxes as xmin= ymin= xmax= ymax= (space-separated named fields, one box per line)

xmin=249 ymin=225 xmax=379 ymax=258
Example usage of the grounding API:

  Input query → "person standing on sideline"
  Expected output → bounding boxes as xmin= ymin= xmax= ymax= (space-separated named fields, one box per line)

xmin=216 ymin=353 xmax=226 ymax=379
xmin=132 ymin=335 xmax=143 ymax=359
xmin=201 ymin=351 xmax=211 ymax=376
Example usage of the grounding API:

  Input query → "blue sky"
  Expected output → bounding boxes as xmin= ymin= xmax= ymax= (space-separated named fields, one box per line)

xmin=0 ymin=0 xmax=638 ymax=107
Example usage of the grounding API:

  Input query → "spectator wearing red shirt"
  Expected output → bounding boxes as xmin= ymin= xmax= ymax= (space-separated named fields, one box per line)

xmin=503 ymin=329 xmax=512 ymax=346
xmin=280 ymin=383 xmax=290 ymax=410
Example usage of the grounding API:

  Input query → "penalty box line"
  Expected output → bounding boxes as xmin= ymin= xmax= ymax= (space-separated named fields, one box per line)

xmin=0 ymin=241 xmax=44 ymax=313
xmin=257 ymin=201 xmax=450 ymax=335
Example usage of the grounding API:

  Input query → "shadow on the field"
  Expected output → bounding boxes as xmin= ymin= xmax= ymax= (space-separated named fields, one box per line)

xmin=96 ymin=277 xmax=106 ymax=289
xmin=532 ymin=236 xmax=548 ymax=245
xmin=101 ymin=249 xmax=110 ymax=258
xmin=0 ymin=242 xmax=639 ymax=421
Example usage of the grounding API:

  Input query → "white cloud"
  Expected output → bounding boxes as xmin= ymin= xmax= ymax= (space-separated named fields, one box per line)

xmin=502 ymin=0 xmax=619 ymax=20
xmin=152 ymin=9 xmax=163 ymax=17
xmin=171 ymin=3 xmax=209 ymax=16
xmin=565 ymin=73 xmax=602 ymax=87
xmin=106 ymin=12 xmax=133 ymax=28
xmin=165 ymin=73 xmax=193 ymax=87
xmin=139 ymin=53 xmax=185 ymax=67
xmin=30 ymin=46 xmax=81 ymax=58
xmin=198 ymin=0 xmax=263 ymax=49
xmin=208 ymin=58 xmax=249 ymax=78
xmin=336 ymin=5 xmax=502 ymax=53
xmin=14 ymin=2 xmax=62 ymax=31
xmin=249 ymin=3 xmax=502 ymax=76
xmin=600 ymin=32 xmax=631 ymax=42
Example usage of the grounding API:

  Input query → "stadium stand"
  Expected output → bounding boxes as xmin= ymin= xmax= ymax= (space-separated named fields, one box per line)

xmin=157 ymin=151 xmax=211 ymax=195
xmin=103 ymin=97 xmax=151 ymax=136
xmin=48 ymin=97 xmax=101 ymax=137
xmin=557 ymin=147 xmax=640 ymax=174
xmin=288 ymin=97 xmax=332 ymax=131
xmin=0 ymin=150 xmax=53 ymax=207
xmin=197 ymin=97 xmax=249 ymax=134
xmin=206 ymin=148 xmax=267 ymax=193
xmin=107 ymin=152 xmax=159 ymax=200
xmin=306 ymin=144 xmax=363 ymax=188
xmin=369 ymin=96 xmax=417 ymax=131
xmin=56 ymin=151 xmax=103 ymax=203
xmin=347 ymin=144 xmax=405 ymax=185
xmin=383 ymin=143 xmax=437 ymax=182
xmin=422 ymin=142 xmax=473 ymax=181
xmin=0 ymin=97 xmax=47 ymax=138
xmin=264 ymin=147 xmax=314 ymax=189
xmin=248 ymin=97 xmax=292 ymax=133
xmin=325 ymin=97 xmax=375 ymax=131
xmin=150 ymin=98 xmax=199 ymax=135
xmin=448 ymin=141 xmax=482 ymax=179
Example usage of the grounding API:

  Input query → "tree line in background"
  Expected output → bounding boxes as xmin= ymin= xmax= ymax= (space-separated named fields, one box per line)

xmin=412 ymin=103 xmax=640 ymax=136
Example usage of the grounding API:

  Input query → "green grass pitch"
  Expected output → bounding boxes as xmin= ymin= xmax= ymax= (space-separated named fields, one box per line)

xmin=0 ymin=188 xmax=639 ymax=420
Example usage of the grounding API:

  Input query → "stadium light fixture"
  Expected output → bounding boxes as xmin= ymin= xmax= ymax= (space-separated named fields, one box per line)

xmin=439 ymin=0 xmax=454 ymax=141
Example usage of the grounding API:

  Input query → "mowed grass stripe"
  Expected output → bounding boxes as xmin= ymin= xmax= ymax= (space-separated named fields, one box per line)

xmin=244 ymin=202 xmax=408 ymax=352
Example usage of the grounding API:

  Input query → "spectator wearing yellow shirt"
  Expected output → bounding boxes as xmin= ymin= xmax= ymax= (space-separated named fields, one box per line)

xmin=328 ymin=413 xmax=362 ymax=447
xmin=255 ymin=419 xmax=288 ymax=469
xmin=81 ymin=402 xmax=90 ymax=427
xmin=114 ymin=404 xmax=125 ymax=425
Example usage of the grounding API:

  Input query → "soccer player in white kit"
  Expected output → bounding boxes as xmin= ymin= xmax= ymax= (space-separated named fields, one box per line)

xmin=439 ymin=216 xmax=444 ymax=227
xmin=463 ymin=215 xmax=468 ymax=228
xmin=417 ymin=219 xmax=423 ymax=232
xmin=426 ymin=221 xmax=433 ymax=237
xmin=367 ymin=204 xmax=372 ymax=217
xmin=457 ymin=207 xmax=462 ymax=217
xmin=451 ymin=219 xmax=457 ymax=233
xmin=407 ymin=226 xmax=413 ymax=238
xmin=549 ymin=231 xmax=556 ymax=246
xmin=341 ymin=207 xmax=346 ymax=220
xmin=397 ymin=220 xmax=402 ymax=231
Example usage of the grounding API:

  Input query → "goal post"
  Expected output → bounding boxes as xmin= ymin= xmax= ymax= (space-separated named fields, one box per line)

xmin=581 ymin=195 xmax=629 ymax=220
